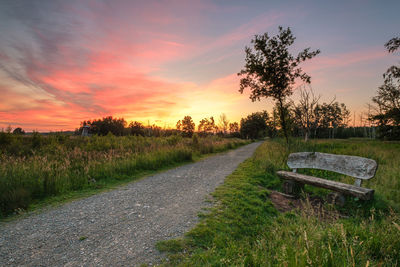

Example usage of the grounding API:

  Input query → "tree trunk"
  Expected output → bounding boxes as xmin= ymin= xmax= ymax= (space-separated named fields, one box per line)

xmin=278 ymin=99 xmax=289 ymax=145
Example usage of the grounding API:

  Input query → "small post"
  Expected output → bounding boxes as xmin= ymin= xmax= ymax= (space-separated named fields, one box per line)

xmin=327 ymin=192 xmax=345 ymax=206
xmin=82 ymin=125 xmax=90 ymax=137
xmin=354 ymin=179 xmax=362 ymax=187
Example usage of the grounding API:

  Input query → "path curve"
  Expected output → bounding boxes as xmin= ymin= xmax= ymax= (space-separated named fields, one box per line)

xmin=0 ymin=142 xmax=261 ymax=266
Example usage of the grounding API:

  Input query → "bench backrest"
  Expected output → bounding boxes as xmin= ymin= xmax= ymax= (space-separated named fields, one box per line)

xmin=287 ymin=152 xmax=377 ymax=185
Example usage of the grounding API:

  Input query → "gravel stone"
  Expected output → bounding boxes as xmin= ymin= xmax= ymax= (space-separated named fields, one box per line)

xmin=0 ymin=142 xmax=261 ymax=266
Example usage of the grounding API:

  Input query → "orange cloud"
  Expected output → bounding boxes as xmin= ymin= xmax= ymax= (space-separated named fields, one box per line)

xmin=1 ymin=68 xmax=269 ymax=131
xmin=0 ymin=2 xmax=290 ymax=131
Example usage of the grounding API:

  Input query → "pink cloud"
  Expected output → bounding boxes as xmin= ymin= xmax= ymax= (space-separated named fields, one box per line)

xmin=210 ymin=13 xmax=282 ymax=49
xmin=0 ymin=1 xmax=309 ymax=131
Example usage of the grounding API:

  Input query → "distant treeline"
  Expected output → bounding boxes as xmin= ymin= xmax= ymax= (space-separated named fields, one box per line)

xmin=78 ymin=117 xmax=182 ymax=137
xmin=70 ymin=108 xmax=384 ymax=141
xmin=2 ymin=108 xmax=389 ymax=144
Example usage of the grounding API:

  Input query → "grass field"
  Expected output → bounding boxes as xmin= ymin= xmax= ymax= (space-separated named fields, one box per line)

xmin=157 ymin=139 xmax=400 ymax=266
xmin=0 ymin=133 xmax=249 ymax=218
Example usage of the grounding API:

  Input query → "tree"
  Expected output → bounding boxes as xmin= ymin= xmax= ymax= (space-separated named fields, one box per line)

xmin=371 ymin=37 xmax=400 ymax=139
xmin=181 ymin=116 xmax=195 ymax=137
xmin=313 ymin=101 xmax=350 ymax=138
xmin=229 ymin=122 xmax=239 ymax=133
xmin=218 ymin=113 xmax=229 ymax=135
xmin=383 ymin=37 xmax=400 ymax=85
xmin=272 ymin=101 xmax=294 ymax=138
xmin=128 ymin=121 xmax=144 ymax=136
xmin=198 ymin=117 xmax=216 ymax=136
xmin=240 ymin=111 xmax=269 ymax=139
xmin=293 ymin=86 xmax=320 ymax=141
xmin=81 ymin=116 xmax=126 ymax=136
xmin=238 ymin=26 xmax=320 ymax=144
xmin=176 ymin=120 xmax=182 ymax=131
xmin=198 ymin=118 xmax=207 ymax=135
xmin=147 ymin=124 xmax=162 ymax=137
xmin=12 ymin=127 xmax=25 ymax=135
xmin=385 ymin=37 xmax=400 ymax=53
xmin=228 ymin=122 xmax=240 ymax=138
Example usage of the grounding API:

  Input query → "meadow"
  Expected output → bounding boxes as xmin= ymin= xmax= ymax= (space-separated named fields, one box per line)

xmin=157 ymin=139 xmax=400 ymax=266
xmin=0 ymin=132 xmax=249 ymax=218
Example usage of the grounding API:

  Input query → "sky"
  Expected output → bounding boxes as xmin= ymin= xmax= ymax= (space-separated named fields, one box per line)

xmin=0 ymin=0 xmax=399 ymax=132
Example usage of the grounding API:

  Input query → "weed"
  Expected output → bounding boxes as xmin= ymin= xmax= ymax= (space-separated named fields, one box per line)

xmin=156 ymin=239 xmax=185 ymax=253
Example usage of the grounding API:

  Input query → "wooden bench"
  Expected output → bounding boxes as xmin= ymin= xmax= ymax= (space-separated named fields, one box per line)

xmin=277 ymin=152 xmax=378 ymax=205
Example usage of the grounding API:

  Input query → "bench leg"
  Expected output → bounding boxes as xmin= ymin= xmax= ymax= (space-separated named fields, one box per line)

xmin=327 ymin=192 xmax=345 ymax=206
xmin=283 ymin=180 xmax=304 ymax=196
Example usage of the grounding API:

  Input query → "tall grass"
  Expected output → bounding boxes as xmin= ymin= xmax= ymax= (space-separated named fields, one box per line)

xmin=157 ymin=139 xmax=400 ymax=266
xmin=0 ymin=133 xmax=248 ymax=217
xmin=252 ymin=139 xmax=400 ymax=210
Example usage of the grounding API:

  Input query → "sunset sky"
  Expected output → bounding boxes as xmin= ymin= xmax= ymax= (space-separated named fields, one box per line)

xmin=0 ymin=0 xmax=399 ymax=132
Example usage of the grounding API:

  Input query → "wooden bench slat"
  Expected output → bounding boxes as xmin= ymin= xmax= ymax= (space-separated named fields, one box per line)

xmin=287 ymin=152 xmax=377 ymax=180
xmin=277 ymin=171 xmax=374 ymax=200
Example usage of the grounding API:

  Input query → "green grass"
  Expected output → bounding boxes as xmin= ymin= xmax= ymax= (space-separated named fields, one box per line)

xmin=157 ymin=139 xmax=400 ymax=266
xmin=2 ymin=162 xmax=189 ymax=223
xmin=0 ymin=134 xmax=249 ymax=218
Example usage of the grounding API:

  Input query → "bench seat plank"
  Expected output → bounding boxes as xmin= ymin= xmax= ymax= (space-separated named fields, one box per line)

xmin=287 ymin=152 xmax=377 ymax=180
xmin=277 ymin=170 xmax=374 ymax=200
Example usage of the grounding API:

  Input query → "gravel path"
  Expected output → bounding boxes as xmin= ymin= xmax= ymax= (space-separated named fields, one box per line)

xmin=0 ymin=142 xmax=261 ymax=266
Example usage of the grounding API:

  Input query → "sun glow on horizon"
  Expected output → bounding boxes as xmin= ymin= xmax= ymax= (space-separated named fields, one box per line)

xmin=0 ymin=1 xmax=398 ymax=132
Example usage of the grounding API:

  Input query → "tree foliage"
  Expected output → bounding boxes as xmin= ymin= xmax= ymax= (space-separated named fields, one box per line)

xmin=81 ymin=116 xmax=126 ymax=136
xmin=292 ymin=86 xmax=320 ymax=141
xmin=128 ymin=121 xmax=145 ymax=136
xmin=229 ymin=122 xmax=239 ymax=133
xmin=176 ymin=120 xmax=182 ymax=131
xmin=12 ymin=127 xmax=25 ymax=135
xmin=385 ymin=37 xmax=400 ymax=53
xmin=238 ymin=26 xmax=320 ymax=144
xmin=291 ymin=92 xmax=350 ymax=139
xmin=228 ymin=122 xmax=240 ymax=138
xmin=272 ymin=101 xmax=294 ymax=137
xmin=218 ymin=113 xmax=229 ymax=135
xmin=198 ymin=117 xmax=216 ymax=136
xmin=371 ymin=36 xmax=400 ymax=139
xmin=315 ymin=101 xmax=350 ymax=129
xmin=240 ymin=111 xmax=269 ymax=139
xmin=180 ymin=116 xmax=195 ymax=137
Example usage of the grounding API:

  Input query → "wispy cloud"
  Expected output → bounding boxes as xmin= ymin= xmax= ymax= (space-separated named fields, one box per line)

xmin=303 ymin=47 xmax=387 ymax=72
xmin=1 ymin=0 xmax=275 ymax=130
xmin=0 ymin=0 xmax=397 ymax=131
